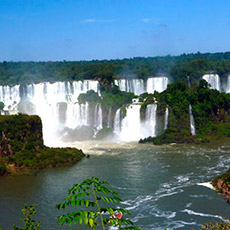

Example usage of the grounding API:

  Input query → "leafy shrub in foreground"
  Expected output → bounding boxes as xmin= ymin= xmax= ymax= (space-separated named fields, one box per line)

xmin=56 ymin=176 xmax=141 ymax=229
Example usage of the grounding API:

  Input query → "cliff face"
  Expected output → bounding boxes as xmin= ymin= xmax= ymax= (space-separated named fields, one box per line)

xmin=0 ymin=114 xmax=43 ymax=158
xmin=0 ymin=114 xmax=84 ymax=175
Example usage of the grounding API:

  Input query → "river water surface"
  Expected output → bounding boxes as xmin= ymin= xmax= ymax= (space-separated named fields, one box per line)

xmin=1 ymin=141 xmax=230 ymax=229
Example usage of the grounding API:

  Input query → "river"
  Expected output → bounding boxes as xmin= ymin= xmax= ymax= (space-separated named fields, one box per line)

xmin=0 ymin=141 xmax=230 ymax=230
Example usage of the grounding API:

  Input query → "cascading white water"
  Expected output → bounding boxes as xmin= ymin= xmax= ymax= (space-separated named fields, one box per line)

xmin=0 ymin=85 xmax=20 ymax=111
xmin=189 ymin=104 xmax=196 ymax=136
xmin=202 ymin=74 xmax=220 ymax=91
xmin=145 ymin=104 xmax=157 ymax=137
xmin=119 ymin=105 xmax=142 ymax=141
xmin=0 ymin=80 xmax=100 ymax=146
xmin=114 ymin=104 xmax=158 ymax=141
xmin=225 ymin=75 xmax=230 ymax=93
xmin=114 ymin=108 xmax=121 ymax=135
xmin=164 ymin=107 xmax=169 ymax=130
xmin=114 ymin=77 xmax=169 ymax=95
xmin=65 ymin=102 xmax=89 ymax=129
xmin=114 ymin=79 xmax=145 ymax=96
xmin=147 ymin=77 xmax=168 ymax=93
xmin=94 ymin=104 xmax=103 ymax=131
xmin=107 ymin=107 xmax=112 ymax=128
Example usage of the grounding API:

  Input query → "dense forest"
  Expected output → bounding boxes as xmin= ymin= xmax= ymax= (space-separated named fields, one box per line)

xmin=1 ymin=51 xmax=230 ymax=86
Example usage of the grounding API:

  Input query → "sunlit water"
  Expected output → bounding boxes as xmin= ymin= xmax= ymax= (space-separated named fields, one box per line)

xmin=1 ymin=142 xmax=230 ymax=230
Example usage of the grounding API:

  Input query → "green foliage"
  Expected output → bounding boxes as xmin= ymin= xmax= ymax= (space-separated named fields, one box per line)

xmin=0 ymin=101 xmax=4 ymax=110
xmin=200 ymin=220 xmax=230 ymax=229
xmin=12 ymin=147 xmax=84 ymax=169
xmin=56 ymin=177 xmax=141 ymax=230
xmin=0 ymin=114 xmax=85 ymax=174
xmin=141 ymin=79 xmax=230 ymax=145
xmin=101 ymin=86 xmax=135 ymax=110
xmin=12 ymin=204 xmax=41 ymax=230
xmin=2 ymin=51 xmax=230 ymax=86
xmin=0 ymin=160 xmax=7 ymax=175
xmin=0 ymin=114 xmax=44 ymax=153
xmin=78 ymin=90 xmax=101 ymax=104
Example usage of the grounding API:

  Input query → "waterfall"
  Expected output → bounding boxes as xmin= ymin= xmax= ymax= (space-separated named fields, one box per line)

xmin=145 ymin=104 xmax=157 ymax=137
xmin=225 ymin=75 xmax=230 ymax=93
xmin=65 ymin=102 xmax=90 ymax=129
xmin=119 ymin=105 xmax=142 ymax=141
xmin=164 ymin=107 xmax=169 ymax=130
xmin=146 ymin=77 xmax=168 ymax=93
xmin=189 ymin=104 xmax=196 ymax=136
xmin=114 ymin=77 xmax=168 ymax=95
xmin=0 ymin=85 xmax=20 ymax=111
xmin=202 ymin=74 xmax=220 ymax=91
xmin=113 ymin=108 xmax=121 ymax=135
xmin=94 ymin=103 xmax=103 ymax=131
xmin=114 ymin=79 xmax=145 ymax=96
xmin=107 ymin=107 xmax=112 ymax=128
xmin=0 ymin=80 xmax=100 ymax=146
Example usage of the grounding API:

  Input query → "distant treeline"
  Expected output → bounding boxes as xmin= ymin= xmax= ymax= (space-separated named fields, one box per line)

xmin=1 ymin=51 xmax=230 ymax=85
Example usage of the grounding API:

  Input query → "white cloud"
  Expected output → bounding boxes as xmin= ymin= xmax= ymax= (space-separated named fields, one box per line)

xmin=142 ymin=18 xmax=150 ymax=23
xmin=82 ymin=19 xmax=96 ymax=23
xmin=81 ymin=19 xmax=114 ymax=24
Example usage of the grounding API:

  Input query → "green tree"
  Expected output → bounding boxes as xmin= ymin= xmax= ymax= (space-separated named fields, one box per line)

xmin=12 ymin=204 xmax=41 ymax=230
xmin=56 ymin=176 xmax=141 ymax=230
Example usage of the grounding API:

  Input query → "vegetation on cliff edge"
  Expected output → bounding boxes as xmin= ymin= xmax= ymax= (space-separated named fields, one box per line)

xmin=0 ymin=114 xmax=84 ymax=175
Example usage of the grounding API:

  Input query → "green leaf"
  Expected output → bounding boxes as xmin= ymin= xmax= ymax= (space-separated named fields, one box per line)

xmin=79 ymin=216 xmax=83 ymax=225
xmin=84 ymin=216 xmax=88 ymax=226
xmin=85 ymin=200 xmax=89 ymax=207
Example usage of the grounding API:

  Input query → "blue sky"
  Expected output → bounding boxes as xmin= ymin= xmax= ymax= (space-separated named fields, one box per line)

xmin=0 ymin=0 xmax=230 ymax=61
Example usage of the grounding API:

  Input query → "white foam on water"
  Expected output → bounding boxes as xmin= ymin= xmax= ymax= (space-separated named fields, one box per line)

xmin=182 ymin=209 xmax=225 ymax=221
xmin=122 ymin=195 xmax=153 ymax=211
xmin=197 ymin=182 xmax=215 ymax=190
xmin=150 ymin=209 xmax=176 ymax=219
